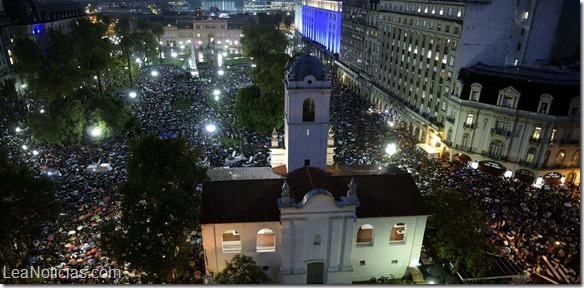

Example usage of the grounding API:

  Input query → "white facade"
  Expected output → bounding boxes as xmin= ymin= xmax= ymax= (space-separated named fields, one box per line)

xmin=201 ymin=190 xmax=428 ymax=284
xmin=284 ymin=69 xmax=332 ymax=172
xmin=201 ymin=221 xmax=282 ymax=280
xmin=351 ymin=216 xmax=426 ymax=281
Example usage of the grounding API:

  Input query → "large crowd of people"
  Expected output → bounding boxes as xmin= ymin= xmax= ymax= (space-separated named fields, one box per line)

xmin=0 ymin=62 xmax=579 ymax=283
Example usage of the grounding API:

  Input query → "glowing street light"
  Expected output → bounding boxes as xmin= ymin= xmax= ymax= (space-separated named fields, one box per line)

xmin=129 ymin=91 xmax=137 ymax=98
xmin=171 ymin=51 xmax=178 ymax=58
xmin=213 ymin=89 xmax=221 ymax=96
xmin=504 ymin=170 xmax=513 ymax=178
xmin=214 ymin=95 xmax=219 ymax=101
xmin=470 ymin=160 xmax=479 ymax=170
xmin=40 ymin=109 xmax=45 ymax=113
xmin=218 ymin=70 xmax=225 ymax=76
xmin=91 ymin=126 xmax=102 ymax=138
xmin=22 ymin=144 xmax=28 ymax=150
xmin=385 ymin=143 xmax=397 ymax=157
xmin=15 ymin=127 xmax=21 ymax=133
xmin=205 ymin=124 xmax=217 ymax=133
xmin=32 ymin=150 xmax=39 ymax=156
xmin=151 ymin=70 xmax=159 ymax=77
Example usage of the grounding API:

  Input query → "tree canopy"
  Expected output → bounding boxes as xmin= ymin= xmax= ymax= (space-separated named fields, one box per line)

xmin=424 ymin=188 xmax=495 ymax=277
xmin=101 ymin=136 xmax=208 ymax=282
xmin=236 ymin=15 xmax=290 ymax=133
xmin=0 ymin=148 xmax=58 ymax=272
xmin=214 ymin=254 xmax=271 ymax=284
xmin=28 ymin=88 xmax=128 ymax=145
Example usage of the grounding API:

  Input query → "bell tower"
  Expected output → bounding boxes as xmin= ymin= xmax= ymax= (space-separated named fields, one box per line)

xmin=283 ymin=54 xmax=332 ymax=172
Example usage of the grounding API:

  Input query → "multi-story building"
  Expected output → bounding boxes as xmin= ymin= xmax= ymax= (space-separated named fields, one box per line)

xmin=447 ymin=64 xmax=580 ymax=184
xmin=160 ymin=18 xmax=243 ymax=48
xmin=0 ymin=0 xmax=10 ymax=81
xmin=243 ymin=0 xmax=295 ymax=12
xmin=202 ymin=0 xmax=236 ymax=12
xmin=293 ymin=0 xmax=341 ymax=67
xmin=1 ymin=0 xmax=85 ymax=86
xmin=336 ymin=0 xmax=580 ymax=184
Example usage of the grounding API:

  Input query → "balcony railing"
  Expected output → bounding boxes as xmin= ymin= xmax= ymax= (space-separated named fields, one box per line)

xmin=463 ymin=123 xmax=474 ymax=129
xmin=491 ymin=128 xmax=510 ymax=137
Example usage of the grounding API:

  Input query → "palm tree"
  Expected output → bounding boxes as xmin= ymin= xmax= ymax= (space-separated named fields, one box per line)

xmin=119 ymin=33 xmax=136 ymax=86
xmin=151 ymin=23 xmax=165 ymax=64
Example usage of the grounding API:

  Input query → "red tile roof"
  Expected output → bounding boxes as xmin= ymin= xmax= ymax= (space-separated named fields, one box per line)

xmin=201 ymin=166 xmax=429 ymax=224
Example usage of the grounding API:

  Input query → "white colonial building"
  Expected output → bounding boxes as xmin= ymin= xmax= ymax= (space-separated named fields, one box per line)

xmin=200 ymin=55 xmax=429 ymax=284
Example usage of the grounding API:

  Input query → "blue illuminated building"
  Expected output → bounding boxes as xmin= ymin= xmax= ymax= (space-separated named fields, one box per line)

xmin=299 ymin=0 xmax=341 ymax=55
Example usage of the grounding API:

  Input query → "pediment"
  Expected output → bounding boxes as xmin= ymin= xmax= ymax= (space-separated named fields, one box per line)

xmin=499 ymin=86 xmax=520 ymax=96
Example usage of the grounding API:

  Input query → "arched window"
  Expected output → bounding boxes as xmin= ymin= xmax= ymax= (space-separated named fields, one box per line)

xmin=390 ymin=223 xmax=406 ymax=243
xmin=554 ymin=150 xmax=566 ymax=165
xmin=461 ymin=133 xmax=470 ymax=149
xmin=489 ymin=141 xmax=505 ymax=157
xmin=525 ymin=148 xmax=536 ymax=163
xmin=571 ymin=150 xmax=580 ymax=167
xmin=313 ymin=234 xmax=321 ymax=246
xmin=222 ymin=230 xmax=241 ymax=253
xmin=302 ymin=98 xmax=315 ymax=122
xmin=256 ymin=228 xmax=275 ymax=252
xmin=356 ymin=224 xmax=374 ymax=246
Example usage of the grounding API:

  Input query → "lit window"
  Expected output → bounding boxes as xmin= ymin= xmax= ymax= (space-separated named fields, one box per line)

xmin=465 ymin=114 xmax=474 ymax=126
xmin=257 ymin=228 xmax=275 ymax=253
xmin=222 ymin=230 xmax=241 ymax=253
xmin=532 ymin=127 xmax=542 ymax=140
xmin=356 ymin=224 xmax=374 ymax=246
xmin=389 ymin=223 xmax=406 ymax=243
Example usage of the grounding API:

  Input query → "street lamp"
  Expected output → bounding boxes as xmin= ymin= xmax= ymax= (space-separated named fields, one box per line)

xmin=91 ymin=126 xmax=102 ymax=138
xmin=385 ymin=143 xmax=397 ymax=157
xmin=205 ymin=124 xmax=217 ymax=133
xmin=213 ymin=89 xmax=221 ymax=96
xmin=15 ymin=127 xmax=21 ymax=133
xmin=504 ymin=170 xmax=513 ymax=178
xmin=21 ymin=144 xmax=28 ymax=150
xmin=470 ymin=160 xmax=479 ymax=170
xmin=129 ymin=91 xmax=137 ymax=98
xmin=218 ymin=70 xmax=224 ymax=76
xmin=32 ymin=150 xmax=39 ymax=156
xmin=151 ymin=70 xmax=159 ymax=77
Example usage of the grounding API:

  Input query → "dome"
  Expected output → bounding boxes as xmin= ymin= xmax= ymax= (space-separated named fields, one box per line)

xmin=287 ymin=54 xmax=327 ymax=81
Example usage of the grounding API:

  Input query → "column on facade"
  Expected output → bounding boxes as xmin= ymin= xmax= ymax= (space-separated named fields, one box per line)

xmin=340 ymin=216 xmax=356 ymax=270
xmin=280 ymin=219 xmax=294 ymax=273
